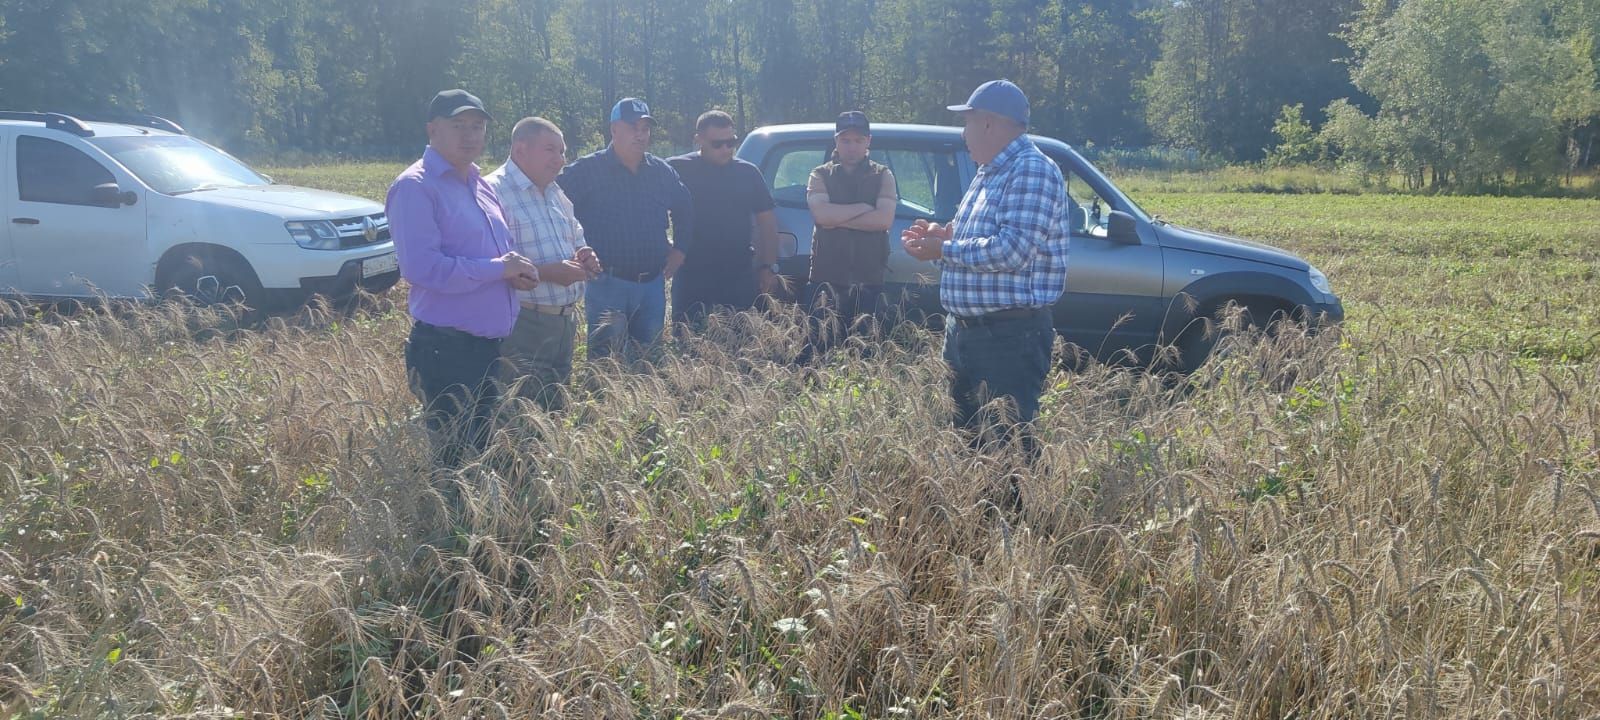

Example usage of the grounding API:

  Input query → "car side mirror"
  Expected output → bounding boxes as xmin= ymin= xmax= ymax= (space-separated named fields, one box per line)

xmin=92 ymin=182 xmax=137 ymax=208
xmin=1107 ymin=210 xmax=1138 ymax=244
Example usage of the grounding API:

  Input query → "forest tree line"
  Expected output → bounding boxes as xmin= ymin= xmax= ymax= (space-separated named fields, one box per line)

xmin=1 ymin=0 xmax=1597 ymax=189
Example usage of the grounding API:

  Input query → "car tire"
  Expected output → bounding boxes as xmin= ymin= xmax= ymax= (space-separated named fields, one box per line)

xmin=156 ymin=247 xmax=265 ymax=310
xmin=1175 ymin=299 xmax=1287 ymax=373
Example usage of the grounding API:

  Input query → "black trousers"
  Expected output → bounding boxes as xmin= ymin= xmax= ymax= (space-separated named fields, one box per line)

xmin=671 ymin=262 xmax=758 ymax=325
xmin=942 ymin=307 xmax=1053 ymax=458
xmin=798 ymin=281 xmax=882 ymax=363
xmin=404 ymin=321 xmax=505 ymax=468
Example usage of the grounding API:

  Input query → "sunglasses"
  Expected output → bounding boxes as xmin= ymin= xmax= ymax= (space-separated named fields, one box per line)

xmin=707 ymin=137 xmax=740 ymax=149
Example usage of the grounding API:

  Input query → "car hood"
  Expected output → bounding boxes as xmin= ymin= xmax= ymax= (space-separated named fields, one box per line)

xmin=1157 ymin=224 xmax=1309 ymax=271
xmin=175 ymin=185 xmax=381 ymax=218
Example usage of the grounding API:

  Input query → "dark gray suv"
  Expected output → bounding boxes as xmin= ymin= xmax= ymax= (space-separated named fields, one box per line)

xmin=737 ymin=123 xmax=1344 ymax=369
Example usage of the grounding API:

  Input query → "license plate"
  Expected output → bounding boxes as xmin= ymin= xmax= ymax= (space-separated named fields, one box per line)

xmin=362 ymin=252 xmax=398 ymax=278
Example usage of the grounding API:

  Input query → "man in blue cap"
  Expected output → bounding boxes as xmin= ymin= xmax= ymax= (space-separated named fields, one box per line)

xmin=558 ymin=97 xmax=695 ymax=360
xmin=902 ymin=80 xmax=1070 ymax=480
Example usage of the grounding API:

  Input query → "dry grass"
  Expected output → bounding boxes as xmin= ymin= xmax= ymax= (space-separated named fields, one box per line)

xmin=1 ymin=295 xmax=1597 ymax=719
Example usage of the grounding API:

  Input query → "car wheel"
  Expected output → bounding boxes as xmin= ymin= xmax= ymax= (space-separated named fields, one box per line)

xmin=1176 ymin=299 xmax=1286 ymax=373
xmin=157 ymin=248 xmax=265 ymax=309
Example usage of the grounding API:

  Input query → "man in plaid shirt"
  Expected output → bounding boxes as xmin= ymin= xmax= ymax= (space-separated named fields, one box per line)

xmin=903 ymin=80 xmax=1069 ymax=476
xmin=486 ymin=117 xmax=603 ymax=410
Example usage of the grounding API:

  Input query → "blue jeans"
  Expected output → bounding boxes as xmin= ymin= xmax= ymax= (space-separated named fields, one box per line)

xmin=942 ymin=307 xmax=1054 ymax=455
xmin=584 ymin=273 xmax=666 ymax=360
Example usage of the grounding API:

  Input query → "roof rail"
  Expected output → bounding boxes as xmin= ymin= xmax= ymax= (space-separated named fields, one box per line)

xmin=0 ymin=111 xmax=95 ymax=137
xmin=84 ymin=113 xmax=186 ymax=135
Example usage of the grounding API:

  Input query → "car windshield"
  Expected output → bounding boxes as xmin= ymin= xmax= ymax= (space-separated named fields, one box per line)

xmin=88 ymin=135 xmax=268 ymax=195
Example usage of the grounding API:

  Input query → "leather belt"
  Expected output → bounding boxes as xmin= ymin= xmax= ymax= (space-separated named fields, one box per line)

xmin=607 ymin=268 xmax=662 ymax=283
xmin=520 ymin=300 xmax=577 ymax=316
xmin=952 ymin=306 xmax=1048 ymax=327
xmin=412 ymin=320 xmax=502 ymax=344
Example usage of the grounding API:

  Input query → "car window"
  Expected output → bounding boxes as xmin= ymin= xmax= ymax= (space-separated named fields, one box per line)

xmin=1062 ymin=168 xmax=1113 ymax=238
xmin=16 ymin=136 xmax=115 ymax=207
xmin=762 ymin=141 xmax=965 ymax=223
xmin=764 ymin=146 xmax=827 ymax=208
xmin=875 ymin=148 xmax=963 ymax=222
xmin=1041 ymin=149 xmax=1112 ymax=237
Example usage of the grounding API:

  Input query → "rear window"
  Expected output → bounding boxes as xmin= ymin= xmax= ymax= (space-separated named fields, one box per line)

xmin=762 ymin=141 xmax=968 ymax=222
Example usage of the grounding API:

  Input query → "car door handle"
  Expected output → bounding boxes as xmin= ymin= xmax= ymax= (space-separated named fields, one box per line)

xmin=11 ymin=218 xmax=39 ymax=225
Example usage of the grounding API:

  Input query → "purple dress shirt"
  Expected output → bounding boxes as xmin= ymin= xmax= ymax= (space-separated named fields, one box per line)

xmin=387 ymin=146 xmax=519 ymax=339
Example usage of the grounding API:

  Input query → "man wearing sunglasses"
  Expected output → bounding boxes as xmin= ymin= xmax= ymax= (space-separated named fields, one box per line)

xmin=667 ymin=110 xmax=780 ymax=326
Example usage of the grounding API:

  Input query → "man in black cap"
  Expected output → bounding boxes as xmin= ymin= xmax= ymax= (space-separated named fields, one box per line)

xmin=557 ymin=97 xmax=695 ymax=360
xmin=798 ymin=110 xmax=898 ymax=363
xmin=387 ymin=88 xmax=539 ymax=468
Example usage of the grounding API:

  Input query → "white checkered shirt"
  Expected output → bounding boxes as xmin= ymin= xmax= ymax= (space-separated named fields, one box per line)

xmin=936 ymin=135 xmax=1071 ymax=317
xmin=486 ymin=158 xmax=587 ymax=307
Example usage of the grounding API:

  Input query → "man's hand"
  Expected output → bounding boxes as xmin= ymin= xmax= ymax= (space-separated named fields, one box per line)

xmin=664 ymin=247 xmax=686 ymax=280
xmin=539 ymin=259 xmax=590 ymax=286
xmin=756 ymin=266 xmax=780 ymax=295
xmin=575 ymin=246 xmax=603 ymax=279
xmin=501 ymin=252 xmax=540 ymax=290
xmin=901 ymin=219 xmax=950 ymax=261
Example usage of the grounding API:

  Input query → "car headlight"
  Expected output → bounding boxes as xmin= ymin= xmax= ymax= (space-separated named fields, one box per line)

xmin=286 ymin=220 xmax=341 ymax=250
xmin=1307 ymin=266 xmax=1333 ymax=296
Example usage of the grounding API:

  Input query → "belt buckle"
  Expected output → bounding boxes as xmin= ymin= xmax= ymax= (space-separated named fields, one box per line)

xmin=524 ymin=301 xmax=574 ymax=316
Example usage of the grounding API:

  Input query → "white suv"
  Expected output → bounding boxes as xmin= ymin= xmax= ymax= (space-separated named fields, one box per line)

xmin=0 ymin=111 xmax=398 ymax=308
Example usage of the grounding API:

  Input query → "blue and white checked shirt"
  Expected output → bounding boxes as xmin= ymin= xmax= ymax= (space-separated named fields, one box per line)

xmin=936 ymin=135 xmax=1071 ymax=318
xmin=485 ymin=158 xmax=587 ymax=307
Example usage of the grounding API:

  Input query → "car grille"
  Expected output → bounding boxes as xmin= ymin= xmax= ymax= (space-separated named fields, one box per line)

xmin=332 ymin=213 xmax=390 ymax=249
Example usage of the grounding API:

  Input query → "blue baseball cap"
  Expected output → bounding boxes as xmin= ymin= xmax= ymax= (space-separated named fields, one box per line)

xmin=947 ymin=79 xmax=1030 ymax=127
xmin=610 ymin=97 xmax=654 ymax=124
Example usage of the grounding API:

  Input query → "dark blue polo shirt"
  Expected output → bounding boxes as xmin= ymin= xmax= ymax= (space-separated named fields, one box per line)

xmin=557 ymin=145 xmax=694 ymax=279
xmin=667 ymin=151 xmax=775 ymax=271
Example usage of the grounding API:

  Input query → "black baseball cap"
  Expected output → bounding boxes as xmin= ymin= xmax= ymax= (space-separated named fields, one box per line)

xmin=835 ymin=110 xmax=870 ymax=136
xmin=428 ymin=89 xmax=492 ymax=121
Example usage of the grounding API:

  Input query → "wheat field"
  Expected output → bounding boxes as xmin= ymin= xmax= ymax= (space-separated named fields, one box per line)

xmin=2 ymin=179 xmax=1599 ymax=719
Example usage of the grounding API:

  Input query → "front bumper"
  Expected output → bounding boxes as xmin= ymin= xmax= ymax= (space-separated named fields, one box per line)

xmin=258 ymin=255 xmax=399 ymax=307
xmin=1304 ymin=297 xmax=1345 ymax=327
xmin=299 ymin=255 xmax=401 ymax=297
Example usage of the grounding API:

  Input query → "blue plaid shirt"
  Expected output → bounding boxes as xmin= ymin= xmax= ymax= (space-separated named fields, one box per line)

xmin=936 ymin=135 xmax=1070 ymax=317
xmin=557 ymin=145 xmax=693 ymax=279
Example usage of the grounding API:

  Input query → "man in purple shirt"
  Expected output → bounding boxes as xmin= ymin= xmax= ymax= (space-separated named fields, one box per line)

xmin=388 ymin=89 xmax=540 ymax=468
